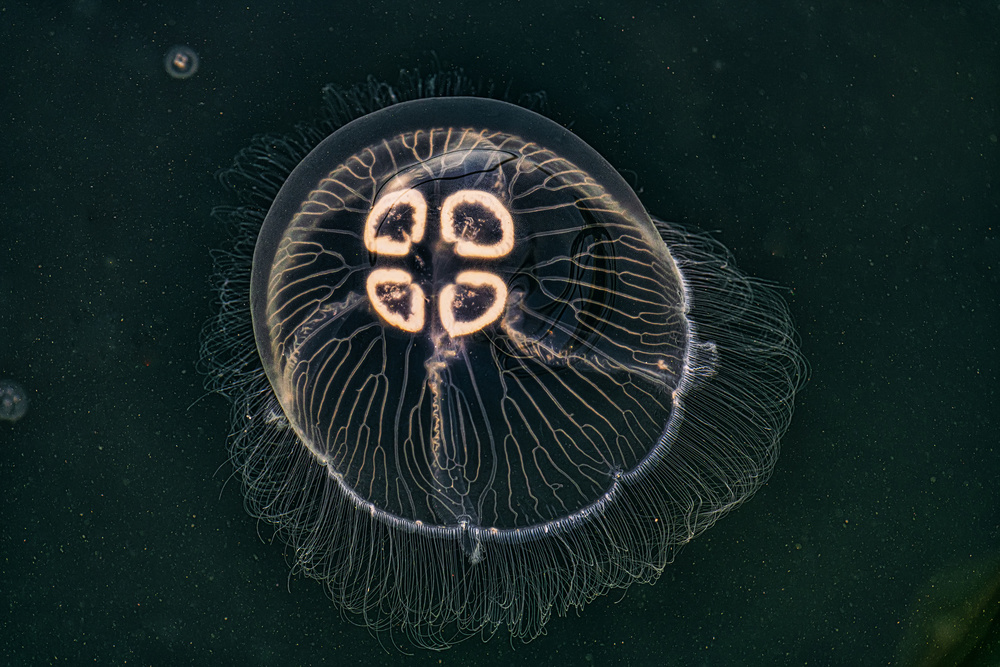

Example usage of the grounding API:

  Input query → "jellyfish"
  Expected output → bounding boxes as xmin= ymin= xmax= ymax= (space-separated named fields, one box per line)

xmin=164 ymin=45 xmax=199 ymax=80
xmin=0 ymin=379 xmax=29 ymax=423
xmin=199 ymin=72 xmax=807 ymax=649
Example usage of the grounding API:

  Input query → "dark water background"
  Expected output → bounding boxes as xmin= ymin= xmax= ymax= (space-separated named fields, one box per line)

xmin=1 ymin=1 xmax=996 ymax=665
